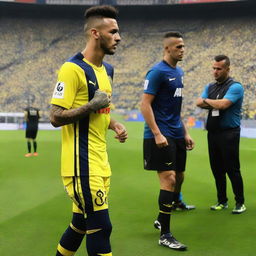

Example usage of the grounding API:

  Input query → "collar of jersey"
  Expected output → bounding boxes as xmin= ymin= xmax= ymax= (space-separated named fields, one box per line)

xmin=82 ymin=57 xmax=105 ymax=72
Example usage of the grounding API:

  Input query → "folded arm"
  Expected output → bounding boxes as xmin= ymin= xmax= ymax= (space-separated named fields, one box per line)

xmin=196 ymin=97 xmax=232 ymax=110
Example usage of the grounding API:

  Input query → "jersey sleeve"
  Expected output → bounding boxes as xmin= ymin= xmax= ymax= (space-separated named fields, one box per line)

xmin=224 ymin=83 xmax=244 ymax=103
xmin=143 ymin=69 xmax=163 ymax=95
xmin=201 ymin=84 xmax=210 ymax=98
xmin=51 ymin=62 xmax=80 ymax=109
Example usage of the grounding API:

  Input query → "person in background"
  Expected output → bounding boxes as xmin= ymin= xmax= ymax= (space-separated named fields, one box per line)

xmin=24 ymin=106 xmax=40 ymax=157
xmin=140 ymin=31 xmax=195 ymax=251
xmin=196 ymin=54 xmax=246 ymax=214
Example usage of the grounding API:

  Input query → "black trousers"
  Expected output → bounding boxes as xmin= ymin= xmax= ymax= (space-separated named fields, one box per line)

xmin=207 ymin=127 xmax=244 ymax=204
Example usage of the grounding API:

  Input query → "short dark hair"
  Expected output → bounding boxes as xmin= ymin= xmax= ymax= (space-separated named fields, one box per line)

xmin=84 ymin=5 xmax=118 ymax=20
xmin=214 ymin=55 xmax=230 ymax=67
xmin=164 ymin=31 xmax=183 ymax=39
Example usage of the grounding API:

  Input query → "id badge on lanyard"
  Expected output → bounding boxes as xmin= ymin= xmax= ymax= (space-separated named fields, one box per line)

xmin=212 ymin=109 xmax=219 ymax=116
xmin=212 ymin=94 xmax=219 ymax=116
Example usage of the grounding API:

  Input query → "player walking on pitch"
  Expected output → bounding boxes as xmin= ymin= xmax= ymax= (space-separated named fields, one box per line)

xmin=50 ymin=6 xmax=127 ymax=256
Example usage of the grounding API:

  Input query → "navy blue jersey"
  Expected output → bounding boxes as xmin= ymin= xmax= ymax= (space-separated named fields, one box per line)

xmin=143 ymin=60 xmax=184 ymax=139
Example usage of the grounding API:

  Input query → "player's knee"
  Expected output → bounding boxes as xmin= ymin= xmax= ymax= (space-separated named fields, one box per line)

xmin=165 ymin=172 xmax=176 ymax=188
xmin=175 ymin=171 xmax=184 ymax=183
xmin=71 ymin=213 xmax=87 ymax=232
xmin=86 ymin=210 xmax=112 ymax=256
xmin=101 ymin=218 xmax=112 ymax=237
xmin=86 ymin=210 xmax=112 ymax=237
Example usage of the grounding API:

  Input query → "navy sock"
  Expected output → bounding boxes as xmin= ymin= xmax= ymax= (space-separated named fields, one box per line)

xmin=157 ymin=189 xmax=174 ymax=235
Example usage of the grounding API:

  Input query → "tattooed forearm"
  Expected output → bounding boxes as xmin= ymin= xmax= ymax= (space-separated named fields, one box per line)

xmin=50 ymin=90 xmax=110 ymax=127
xmin=50 ymin=104 xmax=91 ymax=127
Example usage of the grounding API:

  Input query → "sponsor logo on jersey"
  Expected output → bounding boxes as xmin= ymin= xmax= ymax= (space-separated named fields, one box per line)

xmin=97 ymin=107 xmax=111 ymax=114
xmin=144 ymin=80 xmax=149 ymax=90
xmin=173 ymin=88 xmax=183 ymax=97
xmin=53 ymin=81 xmax=65 ymax=99
xmin=169 ymin=77 xmax=176 ymax=81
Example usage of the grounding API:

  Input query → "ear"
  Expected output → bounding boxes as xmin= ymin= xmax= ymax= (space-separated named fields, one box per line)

xmin=164 ymin=45 xmax=170 ymax=53
xmin=91 ymin=28 xmax=100 ymax=39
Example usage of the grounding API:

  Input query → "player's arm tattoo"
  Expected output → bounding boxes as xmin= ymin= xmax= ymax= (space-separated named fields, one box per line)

xmin=50 ymin=104 xmax=89 ymax=127
xmin=50 ymin=90 xmax=110 ymax=127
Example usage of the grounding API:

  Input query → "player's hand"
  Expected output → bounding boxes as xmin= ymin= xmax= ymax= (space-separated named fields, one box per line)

xmin=154 ymin=133 xmax=168 ymax=148
xmin=185 ymin=134 xmax=195 ymax=151
xmin=113 ymin=122 xmax=128 ymax=143
xmin=89 ymin=90 xmax=110 ymax=111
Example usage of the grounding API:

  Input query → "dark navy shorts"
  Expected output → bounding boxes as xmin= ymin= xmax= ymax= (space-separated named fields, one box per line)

xmin=143 ymin=137 xmax=187 ymax=172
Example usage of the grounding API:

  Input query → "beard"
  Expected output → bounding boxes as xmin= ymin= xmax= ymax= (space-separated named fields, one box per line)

xmin=100 ymin=36 xmax=116 ymax=55
xmin=101 ymin=42 xmax=115 ymax=55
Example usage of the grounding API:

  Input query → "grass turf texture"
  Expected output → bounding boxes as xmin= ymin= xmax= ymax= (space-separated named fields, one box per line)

xmin=0 ymin=119 xmax=255 ymax=256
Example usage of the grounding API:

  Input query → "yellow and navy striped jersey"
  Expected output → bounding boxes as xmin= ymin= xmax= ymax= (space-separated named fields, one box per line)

xmin=51 ymin=53 xmax=113 ymax=177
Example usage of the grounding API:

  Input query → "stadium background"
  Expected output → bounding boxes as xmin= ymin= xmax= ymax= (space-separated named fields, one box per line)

xmin=0 ymin=1 xmax=256 ymax=256
xmin=0 ymin=0 xmax=256 ymax=123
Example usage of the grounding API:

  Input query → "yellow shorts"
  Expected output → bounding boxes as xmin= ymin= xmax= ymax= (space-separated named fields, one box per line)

xmin=62 ymin=176 xmax=110 ymax=215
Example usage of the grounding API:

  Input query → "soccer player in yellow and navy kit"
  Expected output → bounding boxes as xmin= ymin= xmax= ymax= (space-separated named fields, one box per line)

xmin=50 ymin=6 xmax=128 ymax=256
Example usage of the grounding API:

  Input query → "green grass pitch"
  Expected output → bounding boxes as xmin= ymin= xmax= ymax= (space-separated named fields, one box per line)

xmin=0 ymin=118 xmax=255 ymax=256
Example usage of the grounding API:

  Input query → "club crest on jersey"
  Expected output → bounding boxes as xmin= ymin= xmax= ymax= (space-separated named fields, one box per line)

xmin=53 ymin=81 xmax=65 ymax=99
xmin=173 ymin=88 xmax=183 ymax=97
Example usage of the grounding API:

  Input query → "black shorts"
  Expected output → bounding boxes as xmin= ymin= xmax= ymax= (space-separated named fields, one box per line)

xmin=25 ymin=126 xmax=38 ymax=139
xmin=143 ymin=137 xmax=187 ymax=172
